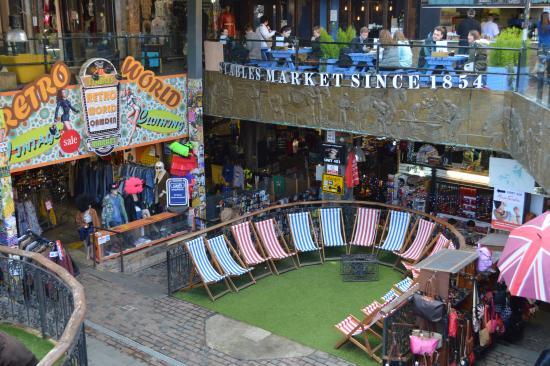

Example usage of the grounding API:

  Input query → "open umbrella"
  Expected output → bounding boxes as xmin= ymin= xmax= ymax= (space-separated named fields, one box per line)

xmin=497 ymin=211 xmax=550 ymax=303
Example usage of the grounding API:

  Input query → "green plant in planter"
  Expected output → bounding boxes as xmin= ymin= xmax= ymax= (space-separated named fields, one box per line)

xmin=319 ymin=28 xmax=339 ymax=59
xmin=337 ymin=26 xmax=357 ymax=52
xmin=489 ymin=28 xmax=523 ymax=68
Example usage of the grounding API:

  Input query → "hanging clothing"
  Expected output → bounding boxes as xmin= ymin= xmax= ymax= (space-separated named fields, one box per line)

xmin=124 ymin=194 xmax=144 ymax=222
xmin=101 ymin=193 xmax=128 ymax=228
xmin=345 ymin=151 xmax=359 ymax=188
xmin=16 ymin=200 xmax=42 ymax=236
xmin=120 ymin=163 xmax=155 ymax=208
xmin=75 ymin=159 xmax=114 ymax=205
xmin=233 ymin=165 xmax=244 ymax=189
xmin=154 ymin=172 xmax=169 ymax=208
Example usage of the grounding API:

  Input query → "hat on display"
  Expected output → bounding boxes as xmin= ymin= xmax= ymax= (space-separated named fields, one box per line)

xmin=124 ymin=177 xmax=144 ymax=194
xmin=110 ymin=182 xmax=119 ymax=190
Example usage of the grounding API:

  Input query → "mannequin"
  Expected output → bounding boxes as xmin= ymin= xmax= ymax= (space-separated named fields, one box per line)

xmin=154 ymin=161 xmax=169 ymax=213
xmin=101 ymin=183 xmax=128 ymax=228
xmin=219 ymin=5 xmax=236 ymax=37
xmin=151 ymin=0 xmax=168 ymax=44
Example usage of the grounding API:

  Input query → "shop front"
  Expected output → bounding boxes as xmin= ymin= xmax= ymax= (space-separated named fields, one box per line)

xmin=0 ymin=56 xmax=205 ymax=272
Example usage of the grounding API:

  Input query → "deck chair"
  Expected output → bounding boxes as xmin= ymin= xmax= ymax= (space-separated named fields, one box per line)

xmin=184 ymin=237 xmax=233 ymax=301
xmin=231 ymin=222 xmax=274 ymax=279
xmin=393 ymin=277 xmax=414 ymax=295
xmin=319 ymin=208 xmax=348 ymax=260
xmin=395 ymin=219 xmax=435 ymax=267
xmin=335 ymin=299 xmax=385 ymax=363
xmin=254 ymin=218 xmax=298 ymax=273
xmin=206 ymin=235 xmax=256 ymax=291
xmin=349 ymin=208 xmax=380 ymax=253
xmin=377 ymin=211 xmax=411 ymax=254
xmin=288 ymin=212 xmax=323 ymax=266
xmin=402 ymin=234 xmax=450 ymax=276
xmin=380 ymin=288 xmax=398 ymax=304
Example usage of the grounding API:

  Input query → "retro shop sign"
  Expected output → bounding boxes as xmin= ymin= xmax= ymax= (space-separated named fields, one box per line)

xmin=0 ymin=58 xmax=188 ymax=170
xmin=79 ymin=58 xmax=121 ymax=155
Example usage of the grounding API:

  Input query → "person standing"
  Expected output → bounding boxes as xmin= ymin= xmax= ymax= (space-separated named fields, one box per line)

xmin=537 ymin=12 xmax=550 ymax=49
xmin=481 ymin=15 xmax=500 ymax=40
xmin=457 ymin=9 xmax=481 ymax=53
xmin=256 ymin=16 xmax=276 ymax=59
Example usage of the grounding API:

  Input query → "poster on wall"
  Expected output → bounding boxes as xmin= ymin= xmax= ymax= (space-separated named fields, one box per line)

xmin=491 ymin=188 xmax=525 ymax=231
xmin=489 ymin=157 xmax=535 ymax=193
xmin=167 ymin=178 xmax=189 ymax=207
xmin=322 ymin=174 xmax=344 ymax=195
xmin=0 ymin=57 xmax=188 ymax=170
xmin=322 ymin=143 xmax=345 ymax=164
xmin=79 ymin=58 xmax=121 ymax=156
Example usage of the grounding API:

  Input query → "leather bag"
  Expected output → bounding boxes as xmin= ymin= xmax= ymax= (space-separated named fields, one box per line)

xmin=412 ymin=280 xmax=445 ymax=323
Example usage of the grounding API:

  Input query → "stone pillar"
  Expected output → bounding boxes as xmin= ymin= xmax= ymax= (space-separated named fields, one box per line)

xmin=0 ymin=111 xmax=17 ymax=246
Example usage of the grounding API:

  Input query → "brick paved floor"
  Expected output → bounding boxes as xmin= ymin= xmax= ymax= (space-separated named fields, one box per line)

xmin=80 ymin=262 xmax=353 ymax=366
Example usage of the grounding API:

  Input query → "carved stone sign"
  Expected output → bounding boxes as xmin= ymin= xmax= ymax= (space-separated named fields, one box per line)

xmin=220 ymin=62 xmax=485 ymax=90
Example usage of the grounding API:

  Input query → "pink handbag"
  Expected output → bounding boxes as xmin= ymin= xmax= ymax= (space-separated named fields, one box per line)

xmin=410 ymin=334 xmax=439 ymax=355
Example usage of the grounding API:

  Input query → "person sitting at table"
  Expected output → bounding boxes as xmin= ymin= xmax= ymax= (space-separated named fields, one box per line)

xmin=273 ymin=25 xmax=293 ymax=50
xmin=418 ymin=26 xmax=445 ymax=68
xmin=351 ymin=26 xmax=371 ymax=53
xmin=219 ymin=28 xmax=234 ymax=61
xmin=394 ymin=30 xmax=413 ymax=68
xmin=244 ymin=24 xmax=262 ymax=60
xmin=378 ymin=29 xmax=400 ymax=69
xmin=256 ymin=16 xmax=276 ymax=59
xmin=309 ymin=25 xmax=323 ymax=61
xmin=466 ymin=30 xmax=489 ymax=72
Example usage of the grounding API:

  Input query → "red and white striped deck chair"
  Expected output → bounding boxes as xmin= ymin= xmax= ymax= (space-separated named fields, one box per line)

xmin=334 ymin=299 xmax=384 ymax=363
xmin=428 ymin=233 xmax=451 ymax=256
xmin=254 ymin=218 xmax=298 ymax=274
xmin=395 ymin=219 xmax=436 ymax=267
xmin=231 ymin=221 xmax=274 ymax=279
xmin=349 ymin=208 xmax=380 ymax=253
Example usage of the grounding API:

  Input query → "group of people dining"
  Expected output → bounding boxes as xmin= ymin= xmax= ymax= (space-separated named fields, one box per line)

xmin=218 ymin=11 xmax=547 ymax=74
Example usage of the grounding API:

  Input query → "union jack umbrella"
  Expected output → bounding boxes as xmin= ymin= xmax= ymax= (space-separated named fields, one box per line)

xmin=497 ymin=211 xmax=550 ymax=303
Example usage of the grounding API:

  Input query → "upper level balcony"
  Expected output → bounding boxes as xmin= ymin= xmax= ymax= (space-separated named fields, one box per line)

xmin=204 ymin=34 xmax=550 ymax=191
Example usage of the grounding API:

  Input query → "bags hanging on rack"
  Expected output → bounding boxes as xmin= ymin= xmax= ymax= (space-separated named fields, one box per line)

xmin=448 ymin=308 xmax=458 ymax=338
xmin=412 ymin=279 xmax=445 ymax=323
xmin=479 ymin=305 xmax=492 ymax=347
xmin=410 ymin=331 xmax=439 ymax=355
xmin=383 ymin=330 xmax=407 ymax=366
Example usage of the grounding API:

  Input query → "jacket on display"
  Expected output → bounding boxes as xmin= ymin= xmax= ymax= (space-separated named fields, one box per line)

xmin=101 ymin=193 xmax=128 ymax=228
xmin=75 ymin=208 xmax=100 ymax=228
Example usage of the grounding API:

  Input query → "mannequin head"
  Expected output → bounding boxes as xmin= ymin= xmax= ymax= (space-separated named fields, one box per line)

xmin=155 ymin=161 xmax=166 ymax=177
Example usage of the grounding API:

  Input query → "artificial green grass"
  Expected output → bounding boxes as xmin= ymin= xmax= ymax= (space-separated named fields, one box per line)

xmin=0 ymin=323 xmax=55 ymax=360
xmin=175 ymin=261 xmax=402 ymax=365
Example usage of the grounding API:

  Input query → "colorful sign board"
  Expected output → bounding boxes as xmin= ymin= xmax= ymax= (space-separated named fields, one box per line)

xmin=491 ymin=188 xmax=525 ymax=231
xmin=322 ymin=173 xmax=344 ymax=195
xmin=167 ymin=178 xmax=189 ymax=206
xmin=489 ymin=157 xmax=535 ymax=193
xmin=322 ymin=143 xmax=345 ymax=165
xmin=0 ymin=57 xmax=188 ymax=170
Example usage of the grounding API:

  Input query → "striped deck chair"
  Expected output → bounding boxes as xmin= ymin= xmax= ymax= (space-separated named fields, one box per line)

xmin=319 ymin=208 xmax=348 ymax=260
xmin=288 ymin=212 xmax=323 ymax=266
xmin=206 ymin=235 xmax=256 ymax=291
xmin=335 ymin=300 xmax=384 ymax=363
xmin=428 ymin=234 xmax=450 ymax=256
xmin=231 ymin=222 xmax=274 ymax=279
xmin=184 ymin=237 xmax=233 ymax=301
xmin=254 ymin=218 xmax=298 ymax=273
xmin=395 ymin=219 xmax=436 ymax=267
xmin=377 ymin=211 xmax=411 ymax=253
xmin=349 ymin=208 xmax=380 ymax=253
xmin=393 ymin=277 xmax=414 ymax=294
xmin=380 ymin=288 xmax=398 ymax=304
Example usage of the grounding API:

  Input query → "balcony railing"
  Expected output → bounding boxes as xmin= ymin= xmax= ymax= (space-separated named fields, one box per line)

xmin=0 ymin=245 xmax=87 ymax=366
xmin=216 ymin=36 xmax=549 ymax=107
xmin=165 ymin=200 xmax=465 ymax=296
xmin=0 ymin=33 xmax=187 ymax=85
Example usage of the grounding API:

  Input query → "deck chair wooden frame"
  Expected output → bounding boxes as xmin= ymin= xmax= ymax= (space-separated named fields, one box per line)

xmin=205 ymin=235 xmax=256 ymax=292
xmin=334 ymin=307 xmax=384 ymax=363
xmin=349 ymin=208 xmax=381 ymax=254
xmin=287 ymin=211 xmax=323 ymax=266
xmin=253 ymin=218 xmax=299 ymax=274
xmin=393 ymin=219 xmax=436 ymax=268
xmin=375 ymin=210 xmax=412 ymax=256
xmin=184 ymin=237 xmax=233 ymax=302
xmin=318 ymin=207 xmax=348 ymax=261
xmin=231 ymin=221 xmax=274 ymax=280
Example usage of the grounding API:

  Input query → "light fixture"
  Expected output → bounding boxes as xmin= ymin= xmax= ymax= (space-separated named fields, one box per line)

xmin=357 ymin=16 xmax=360 ymax=21
xmin=375 ymin=4 xmax=380 ymax=12
xmin=344 ymin=5 xmax=348 ymax=11
xmin=389 ymin=4 xmax=393 ymax=11
xmin=6 ymin=15 xmax=27 ymax=43
xmin=361 ymin=5 xmax=365 ymax=11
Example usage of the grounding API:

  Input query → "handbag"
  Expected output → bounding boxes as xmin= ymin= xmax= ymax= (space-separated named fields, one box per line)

xmin=412 ymin=279 xmax=445 ymax=323
xmin=479 ymin=306 xmax=492 ymax=347
xmin=411 ymin=329 xmax=442 ymax=349
xmin=448 ymin=308 xmax=458 ymax=338
xmin=486 ymin=300 xmax=497 ymax=334
xmin=410 ymin=331 xmax=439 ymax=355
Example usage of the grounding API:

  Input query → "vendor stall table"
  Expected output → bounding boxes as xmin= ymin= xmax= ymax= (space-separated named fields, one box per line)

xmin=415 ymin=248 xmax=478 ymax=274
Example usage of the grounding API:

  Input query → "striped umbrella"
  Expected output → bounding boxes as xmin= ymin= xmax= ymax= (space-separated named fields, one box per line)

xmin=497 ymin=211 xmax=550 ymax=303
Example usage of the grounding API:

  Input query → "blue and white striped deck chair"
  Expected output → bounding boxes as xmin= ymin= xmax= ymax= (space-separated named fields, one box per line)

xmin=185 ymin=237 xmax=232 ymax=301
xmin=288 ymin=212 xmax=323 ymax=266
xmin=393 ymin=277 xmax=414 ymax=294
xmin=377 ymin=211 xmax=411 ymax=253
xmin=380 ymin=289 xmax=398 ymax=304
xmin=206 ymin=235 xmax=256 ymax=291
xmin=320 ymin=208 xmax=348 ymax=260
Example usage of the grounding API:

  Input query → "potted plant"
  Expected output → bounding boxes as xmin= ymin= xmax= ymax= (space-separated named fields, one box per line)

xmin=319 ymin=28 xmax=339 ymax=72
xmin=487 ymin=28 xmax=527 ymax=91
